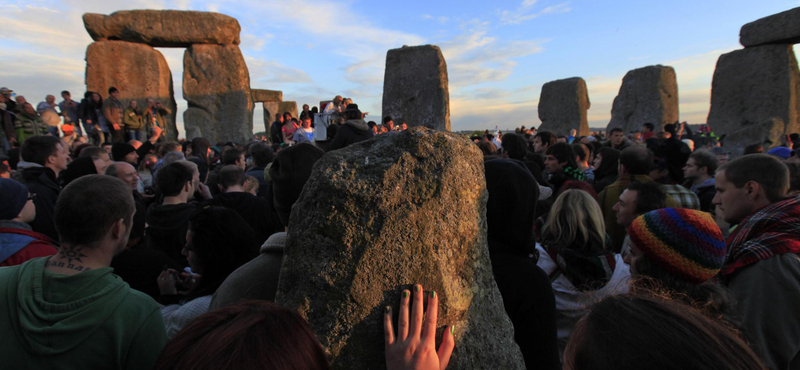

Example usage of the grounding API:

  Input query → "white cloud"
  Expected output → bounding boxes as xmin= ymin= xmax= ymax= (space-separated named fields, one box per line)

xmin=246 ymin=57 xmax=313 ymax=84
xmin=500 ymin=1 xmax=571 ymax=25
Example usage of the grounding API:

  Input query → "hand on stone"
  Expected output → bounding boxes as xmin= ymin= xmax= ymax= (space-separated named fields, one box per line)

xmin=384 ymin=284 xmax=454 ymax=370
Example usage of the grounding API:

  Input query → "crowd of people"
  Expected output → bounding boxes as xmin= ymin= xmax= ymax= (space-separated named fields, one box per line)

xmin=0 ymin=83 xmax=799 ymax=370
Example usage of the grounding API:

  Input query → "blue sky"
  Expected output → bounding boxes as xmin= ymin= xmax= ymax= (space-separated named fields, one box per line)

xmin=1 ymin=0 xmax=798 ymax=136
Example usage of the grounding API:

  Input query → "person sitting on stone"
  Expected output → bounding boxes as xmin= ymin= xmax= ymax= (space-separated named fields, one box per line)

xmin=544 ymin=143 xmax=587 ymax=194
xmin=123 ymin=100 xmax=144 ymax=142
xmin=604 ymin=128 xmax=630 ymax=151
xmin=682 ymin=149 xmax=718 ymax=213
xmin=281 ymin=117 xmax=299 ymax=144
xmin=330 ymin=104 xmax=373 ymax=151
xmin=269 ymin=113 xmax=284 ymax=145
xmin=383 ymin=116 xmax=395 ymax=132
xmin=14 ymin=103 xmax=44 ymax=144
xmin=0 ymin=178 xmax=57 ymax=267
xmin=713 ymin=154 xmax=800 ymax=370
xmin=143 ymin=98 xmax=171 ymax=141
xmin=18 ymin=135 xmax=68 ymax=241
xmin=612 ymin=181 xmax=667 ymax=258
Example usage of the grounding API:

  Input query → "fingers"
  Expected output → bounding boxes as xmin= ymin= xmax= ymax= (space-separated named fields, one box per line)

xmin=410 ymin=284 xmax=424 ymax=339
xmin=384 ymin=306 xmax=395 ymax=347
xmin=421 ymin=289 xmax=438 ymax=343
xmin=398 ymin=289 xmax=410 ymax=341
xmin=438 ymin=325 xmax=455 ymax=370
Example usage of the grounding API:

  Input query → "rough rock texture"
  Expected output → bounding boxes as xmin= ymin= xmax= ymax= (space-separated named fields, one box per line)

xmin=382 ymin=45 xmax=450 ymax=131
xmin=278 ymin=101 xmax=299 ymax=119
xmin=263 ymin=101 xmax=280 ymax=134
xmin=606 ymin=65 xmax=678 ymax=134
xmin=275 ymin=127 xmax=525 ymax=370
xmin=83 ymin=11 xmax=240 ymax=47
xmin=707 ymin=45 xmax=800 ymax=136
xmin=85 ymin=40 xmax=177 ymax=140
xmin=723 ymin=118 xmax=786 ymax=157
xmin=183 ymin=44 xmax=253 ymax=143
xmin=251 ymin=89 xmax=282 ymax=103
xmin=538 ymin=77 xmax=591 ymax=136
xmin=740 ymin=7 xmax=800 ymax=47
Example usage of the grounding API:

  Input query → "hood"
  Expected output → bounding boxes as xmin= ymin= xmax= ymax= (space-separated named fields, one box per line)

xmin=261 ymin=231 xmax=287 ymax=253
xmin=345 ymin=119 xmax=370 ymax=132
xmin=8 ymin=258 xmax=129 ymax=355
xmin=484 ymin=159 xmax=539 ymax=255
xmin=145 ymin=203 xmax=196 ymax=229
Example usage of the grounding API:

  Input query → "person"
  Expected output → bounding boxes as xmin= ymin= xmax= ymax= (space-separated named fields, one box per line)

xmin=18 ymin=136 xmax=68 ymax=241
xmin=14 ymin=103 xmax=43 ymax=144
xmin=210 ymin=143 xmax=326 ymax=309
xmin=709 ymin=146 xmax=731 ymax=166
xmin=641 ymin=122 xmax=656 ymax=141
xmin=788 ymin=162 xmax=800 ymax=196
xmin=188 ymin=137 xmax=211 ymax=182
xmin=483 ymin=159 xmax=560 ymax=370
xmin=605 ymin=128 xmax=630 ymax=151
xmin=713 ymin=154 xmax=800 ymax=370
xmin=78 ymin=145 xmax=112 ymax=171
xmin=58 ymin=91 xmax=81 ymax=137
xmin=60 ymin=156 xmax=103 ymax=187
xmin=293 ymin=114 xmax=315 ymax=144
xmin=573 ymin=143 xmax=594 ymax=183
xmin=330 ymin=104 xmax=373 ymax=150
xmin=0 ymin=178 xmax=58 ymax=267
xmin=536 ymin=189 xmax=630 ymax=356
xmin=111 ymin=142 xmax=140 ymax=165
xmin=103 ymin=87 xmax=124 ymax=143
xmin=244 ymin=142 xmax=273 ymax=197
xmin=0 ymin=93 xmax=17 ymax=155
xmin=78 ymin=92 xmax=101 ymax=144
xmin=89 ymin=92 xmax=110 ymax=144
xmin=563 ymin=293 xmax=768 ymax=370
xmin=683 ymin=150 xmax=718 ymax=213
xmin=105 ymin=162 xmax=146 ymax=246
xmin=36 ymin=94 xmax=60 ymax=137
xmin=269 ymin=113 xmax=284 ymax=144
xmin=612 ymin=181 xmax=667 ymax=258
xmin=661 ymin=123 xmax=692 ymax=183
xmin=206 ymin=147 xmax=245 ymax=196
xmin=591 ymin=147 xmax=620 ymax=193
xmin=157 ymin=206 xmax=258 ymax=338
xmin=533 ymin=131 xmax=556 ymax=154
xmin=281 ymin=116 xmax=299 ymax=144
xmin=544 ymin=143 xmax=587 ymax=193
xmin=383 ymin=116 xmax=395 ymax=132
xmin=0 ymin=175 xmax=168 ymax=369
xmin=123 ymin=100 xmax=144 ymax=141
xmin=138 ymin=153 xmax=158 ymax=189
xmin=143 ymin=98 xmax=171 ymax=140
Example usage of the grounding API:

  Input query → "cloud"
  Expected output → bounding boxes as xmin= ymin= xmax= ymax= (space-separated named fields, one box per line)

xmin=246 ymin=57 xmax=313 ymax=84
xmin=241 ymin=33 xmax=273 ymax=51
xmin=500 ymin=1 xmax=571 ymax=25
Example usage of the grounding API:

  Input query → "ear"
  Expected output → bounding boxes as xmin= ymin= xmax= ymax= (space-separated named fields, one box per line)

xmin=110 ymin=218 xmax=125 ymax=240
xmin=745 ymin=180 xmax=760 ymax=199
xmin=218 ymin=184 xmax=224 ymax=193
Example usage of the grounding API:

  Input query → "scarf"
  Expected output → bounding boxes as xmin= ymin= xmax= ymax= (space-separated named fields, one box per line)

xmin=721 ymin=195 xmax=800 ymax=277
xmin=544 ymin=241 xmax=616 ymax=291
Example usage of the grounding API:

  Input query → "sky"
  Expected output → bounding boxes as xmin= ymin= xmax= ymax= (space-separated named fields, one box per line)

xmin=1 ymin=0 xmax=799 ymax=137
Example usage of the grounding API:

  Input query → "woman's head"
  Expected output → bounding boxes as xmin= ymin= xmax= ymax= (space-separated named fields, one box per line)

xmin=593 ymin=147 xmax=620 ymax=179
xmin=541 ymin=189 xmax=605 ymax=253
xmin=153 ymin=301 xmax=330 ymax=370
xmin=92 ymin=92 xmax=102 ymax=103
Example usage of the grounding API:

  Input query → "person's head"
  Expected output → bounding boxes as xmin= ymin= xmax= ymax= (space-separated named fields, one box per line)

xmin=78 ymin=145 xmax=112 ymax=168
xmin=533 ymin=131 xmax=556 ymax=154
xmin=275 ymin=113 xmax=283 ymax=123
xmin=45 ymin=94 xmax=55 ymax=105
xmin=556 ymin=135 xmax=568 ymax=143
xmin=22 ymin=102 xmax=35 ymax=115
xmin=683 ymin=150 xmax=718 ymax=182
xmin=160 ymin=141 xmax=182 ymax=157
xmin=0 ymin=178 xmax=36 ymax=223
xmin=484 ymin=159 xmax=539 ymax=254
xmin=541 ymin=189 xmax=605 ymax=252
xmin=344 ymin=103 xmax=361 ymax=120
xmin=301 ymin=115 xmax=312 ymax=129
xmin=283 ymin=112 xmax=293 ymax=122
xmin=61 ymin=156 xmax=101 ymax=187
xmin=244 ymin=175 xmax=259 ymax=196
xmin=572 ymin=143 xmax=590 ymax=165
xmin=129 ymin=100 xmax=138 ymax=109
xmin=333 ymin=95 xmax=343 ymax=105
xmin=593 ymin=147 xmax=620 ymax=178
xmin=158 ymin=161 xmax=199 ymax=200
xmin=92 ymin=92 xmax=102 ymax=103
xmin=147 ymin=98 xmax=156 ymax=107
xmin=108 ymin=87 xmax=119 ymax=99
xmin=709 ymin=146 xmax=730 ymax=166
xmin=139 ymin=153 xmax=158 ymax=172
xmin=191 ymin=137 xmax=211 ymax=159
xmin=21 ymin=136 xmax=68 ymax=174
xmin=302 ymin=103 xmax=309 ymax=111
xmin=270 ymin=143 xmax=326 ymax=227
xmin=609 ymin=128 xmax=625 ymax=146
xmin=545 ymin=142 xmax=577 ymax=174
xmin=101 ymin=142 xmax=113 ymax=153
xmin=61 ymin=90 xmax=71 ymax=100
xmin=55 ymin=175 xmax=135 ymax=253
xmin=382 ymin=116 xmax=394 ymax=127
xmin=221 ymin=147 xmax=246 ymax=170
xmin=477 ymin=141 xmax=497 ymax=157
xmin=713 ymin=154 xmax=789 ymax=224
xmin=152 ymin=301 xmax=330 ymax=370
xmin=557 ymin=180 xmax=597 ymax=199
xmin=743 ymin=143 xmax=764 ymax=155
xmin=249 ymin=142 xmax=274 ymax=168
xmin=642 ymin=123 xmax=655 ymax=133
xmin=500 ymin=133 xmax=527 ymax=160
xmin=564 ymin=293 xmax=767 ymax=370
xmin=218 ymin=165 xmax=246 ymax=192
xmin=105 ymin=162 xmax=139 ymax=191
xmin=612 ymin=181 xmax=666 ymax=228
xmin=111 ymin=142 xmax=139 ymax=165
xmin=619 ymin=146 xmax=653 ymax=176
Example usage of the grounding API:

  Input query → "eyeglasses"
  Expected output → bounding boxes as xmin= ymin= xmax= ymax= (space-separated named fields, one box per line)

xmin=27 ymin=193 xmax=37 ymax=201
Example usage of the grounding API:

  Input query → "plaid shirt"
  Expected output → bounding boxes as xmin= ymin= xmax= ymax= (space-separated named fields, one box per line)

xmin=661 ymin=184 xmax=701 ymax=210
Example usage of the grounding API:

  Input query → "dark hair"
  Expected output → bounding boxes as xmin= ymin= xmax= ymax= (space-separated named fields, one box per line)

xmin=743 ymin=143 xmax=764 ymax=155
xmin=564 ymin=293 xmax=766 ymax=370
xmin=157 ymin=161 xmax=195 ymax=197
xmin=249 ymin=143 xmax=274 ymax=167
xmin=73 ymin=143 xmax=93 ymax=158
xmin=382 ymin=116 xmax=393 ymax=124
xmin=152 ymin=301 xmax=330 ymax=370
xmin=218 ymin=165 xmax=246 ymax=189
xmin=534 ymin=131 xmax=556 ymax=147
xmin=718 ymin=154 xmax=789 ymax=202
xmin=643 ymin=123 xmax=655 ymax=131
xmin=558 ymin=180 xmax=597 ymax=199
xmin=664 ymin=123 xmax=676 ymax=134
xmin=545 ymin=142 xmax=577 ymax=168
xmin=594 ymin=147 xmax=621 ymax=180
xmin=108 ymin=87 xmax=118 ymax=94
xmin=477 ymin=141 xmax=497 ymax=156
xmin=191 ymin=137 xmax=210 ymax=159
xmin=689 ymin=150 xmax=719 ymax=176
xmin=501 ymin=133 xmax=528 ymax=160
xmin=345 ymin=109 xmax=362 ymax=120
xmin=221 ymin=147 xmax=244 ymax=166
xmin=572 ymin=143 xmax=589 ymax=162
xmin=609 ymin=128 xmax=624 ymax=135
xmin=55 ymin=175 xmax=135 ymax=247
xmin=619 ymin=146 xmax=654 ymax=175
xmin=160 ymin=142 xmax=182 ymax=156
xmin=61 ymin=90 xmax=70 ymax=96
xmin=787 ymin=162 xmax=800 ymax=193
xmin=283 ymin=112 xmax=292 ymax=120
xmin=21 ymin=135 xmax=62 ymax=165
xmin=625 ymin=181 xmax=666 ymax=215
xmin=78 ymin=146 xmax=107 ymax=159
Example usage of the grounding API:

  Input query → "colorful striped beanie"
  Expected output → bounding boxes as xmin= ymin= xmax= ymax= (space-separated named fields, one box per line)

xmin=627 ymin=208 xmax=726 ymax=284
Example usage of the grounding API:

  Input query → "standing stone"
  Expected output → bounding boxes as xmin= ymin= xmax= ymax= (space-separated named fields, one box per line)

xmin=382 ymin=45 xmax=450 ymax=131
xmin=706 ymin=45 xmax=800 ymax=136
xmin=263 ymin=101 xmax=280 ymax=134
xmin=83 ymin=10 xmax=240 ymax=47
xmin=723 ymin=118 xmax=786 ymax=157
xmin=183 ymin=44 xmax=253 ymax=143
xmin=538 ymin=77 xmax=591 ymax=136
xmin=740 ymin=7 xmax=800 ymax=47
xmin=606 ymin=65 xmax=678 ymax=134
xmin=275 ymin=127 xmax=525 ymax=370
xmin=278 ymin=101 xmax=298 ymax=119
xmin=251 ymin=89 xmax=282 ymax=103
xmin=85 ymin=40 xmax=177 ymax=140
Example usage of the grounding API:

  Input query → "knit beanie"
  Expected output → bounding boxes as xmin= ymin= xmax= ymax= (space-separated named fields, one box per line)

xmin=270 ymin=143 xmax=326 ymax=226
xmin=0 ymin=178 xmax=29 ymax=220
xmin=111 ymin=142 xmax=136 ymax=162
xmin=627 ymin=208 xmax=726 ymax=284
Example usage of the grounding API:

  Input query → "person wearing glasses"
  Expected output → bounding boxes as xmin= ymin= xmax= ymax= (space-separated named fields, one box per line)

xmin=0 ymin=178 xmax=58 ymax=267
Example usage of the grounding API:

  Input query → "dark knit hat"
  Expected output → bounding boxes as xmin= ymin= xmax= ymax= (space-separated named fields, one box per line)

xmin=628 ymin=208 xmax=726 ymax=284
xmin=0 ymin=178 xmax=29 ymax=220
xmin=111 ymin=142 xmax=136 ymax=162
xmin=270 ymin=143 xmax=326 ymax=226
xmin=61 ymin=157 xmax=99 ymax=187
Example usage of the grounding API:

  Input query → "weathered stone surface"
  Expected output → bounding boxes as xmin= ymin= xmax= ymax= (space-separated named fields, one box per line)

xmin=85 ymin=40 xmax=177 ymax=140
xmin=278 ymin=101 xmax=298 ymax=119
xmin=606 ymin=65 xmax=678 ymax=134
xmin=263 ymin=101 xmax=280 ymax=134
xmin=707 ymin=45 xmax=800 ymax=136
xmin=723 ymin=118 xmax=786 ymax=157
xmin=740 ymin=7 xmax=800 ymax=47
xmin=538 ymin=77 xmax=591 ymax=136
xmin=275 ymin=127 xmax=525 ymax=370
xmin=83 ymin=11 xmax=240 ymax=47
xmin=382 ymin=45 xmax=450 ymax=131
xmin=183 ymin=44 xmax=253 ymax=143
xmin=251 ymin=89 xmax=282 ymax=103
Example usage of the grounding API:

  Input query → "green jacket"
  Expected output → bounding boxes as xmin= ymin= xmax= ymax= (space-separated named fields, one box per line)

xmin=143 ymin=105 xmax=172 ymax=135
xmin=123 ymin=107 xmax=144 ymax=130
xmin=0 ymin=257 xmax=168 ymax=370
xmin=14 ymin=113 xmax=43 ymax=144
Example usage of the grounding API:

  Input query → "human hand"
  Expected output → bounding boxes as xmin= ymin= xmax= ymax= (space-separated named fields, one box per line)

xmin=197 ymin=182 xmax=212 ymax=200
xmin=385 ymin=284 xmax=455 ymax=370
xmin=112 ymin=123 xmax=121 ymax=131
xmin=157 ymin=269 xmax=177 ymax=295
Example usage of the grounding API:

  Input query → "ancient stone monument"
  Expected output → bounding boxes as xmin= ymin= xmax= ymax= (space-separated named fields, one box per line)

xmin=606 ymin=65 xmax=678 ymax=134
xmin=278 ymin=101 xmax=299 ymax=120
xmin=723 ymin=118 xmax=786 ymax=157
xmin=382 ymin=45 xmax=451 ymax=131
xmin=275 ymin=127 xmax=525 ymax=370
xmin=251 ymin=89 xmax=283 ymax=134
xmin=83 ymin=10 xmax=241 ymax=47
xmin=538 ymin=77 xmax=591 ymax=136
xmin=740 ymin=7 xmax=800 ymax=47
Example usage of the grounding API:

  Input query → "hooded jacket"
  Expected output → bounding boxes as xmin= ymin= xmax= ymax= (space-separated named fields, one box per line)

xmin=20 ymin=166 xmax=61 ymax=241
xmin=203 ymin=192 xmax=282 ymax=245
xmin=0 ymin=257 xmax=167 ymax=369
xmin=145 ymin=203 xmax=196 ymax=266
xmin=329 ymin=119 xmax=372 ymax=150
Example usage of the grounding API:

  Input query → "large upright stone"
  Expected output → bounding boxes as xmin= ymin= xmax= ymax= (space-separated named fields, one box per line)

xmin=740 ymin=7 xmax=800 ymax=47
xmin=183 ymin=44 xmax=253 ymax=143
xmin=278 ymin=101 xmax=298 ymax=119
xmin=538 ymin=77 xmax=591 ymax=136
xmin=83 ymin=10 xmax=240 ymax=47
xmin=263 ymin=101 xmax=280 ymax=134
xmin=723 ymin=118 xmax=786 ymax=157
xmin=85 ymin=40 xmax=177 ymax=140
xmin=275 ymin=127 xmax=525 ymax=370
xmin=382 ymin=45 xmax=450 ymax=131
xmin=706 ymin=45 xmax=800 ymax=136
xmin=606 ymin=65 xmax=678 ymax=134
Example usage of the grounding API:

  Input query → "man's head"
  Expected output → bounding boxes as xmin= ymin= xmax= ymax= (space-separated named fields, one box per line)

xmin=45 ymin=95 xmax=55 ymax=105
xmin=275 ymin=113 xmax=283 ymax=123
xmin=111 ymin=142 xmax=139 ymax=165
xmin=333 ymin=95 xmax=343 ymax=105
xmin=21 ymin=136 xmax=68 ymax=174
xmin=221 ymin=147 xmax=246 ymax=170
xmin=663 ymin=123 xmax=676 ymax=139
xmin=157 ymin=161 xmax=198 ymax=200
xmin=619 ymin=146 xmax=654 ymax=176
xmin=642 ymin=123 xmax=655 ymax=133
xmin=0 ymin=178 xmax=35 ymax=223
xmin=79 ymin=146 xmax=112 ymax=169
xmin=556 ymin=135 xmax=568 ymax=144
xmin=270 ymin=143 xmax=326 ymax=227
xmin=709 ymin=147 xmax=730 ymax=166
xmin=713 ymin=154 xmax=789 ymax=224
xmin=301 ymin=115 xmax=312 ymax=129
xmin=609 ymin=128 xmax=625 ymax=146
xmin=249 ymin=142 xmax=274 ymax=168
xmin=383 ymin=116 xmax=394 ymax=128
xmin=108 ymin=87 xmax=119 ymax=99
xmin=683 ymin=150 xmax=718 ymax=182
xmin=147 ymin=98 xmax=156 ymax=107
xmin=302 ymin=104 xmax=309 ymax=111
xmin=160 ymin=141 xmax=182 ymax=157
xmin=105 ymin=162 xmax=139 ymax=191
xmin=573 ymin=143 xmax=590 ymax=165
xmin=612 ymin=181 xmax=666 ymax=227
xmin=501 ymin=133 xmax=528 ymax=161
xmin=544 ymin=143 xmax=577 ymax=174
xmin=533 ymin=131 xmax=557 ymax=154
xmin=218 ymin=165 xmax=246 ymax=192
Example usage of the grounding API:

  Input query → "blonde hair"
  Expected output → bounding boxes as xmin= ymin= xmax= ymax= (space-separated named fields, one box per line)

xmin=244 ymin=175 xmax=260 ymax=195
xmin=541 ymin=189 xmax=606 ymax=253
